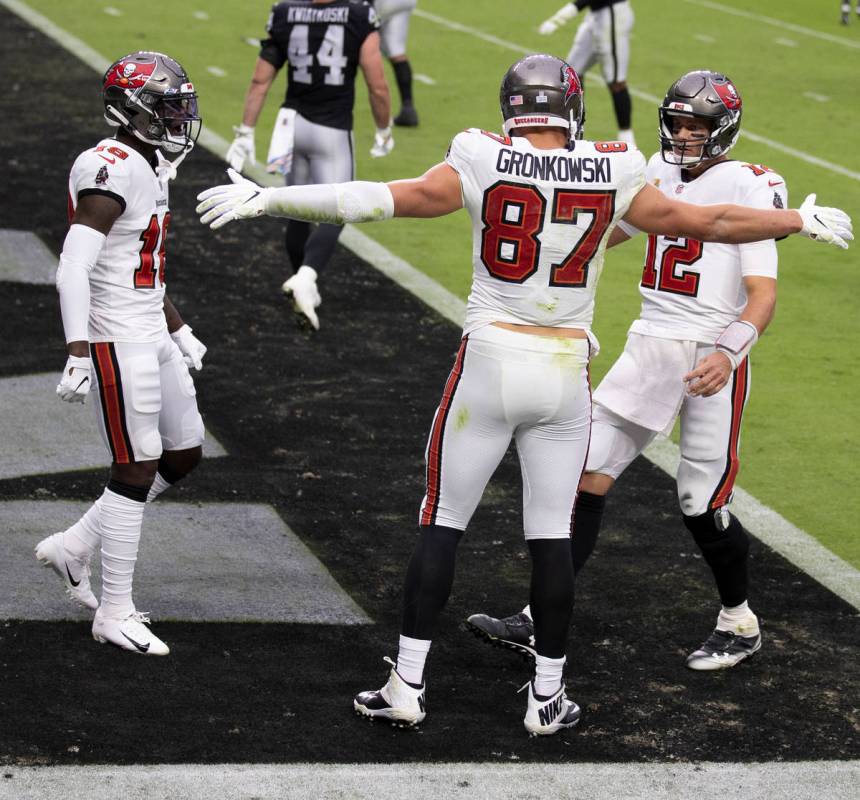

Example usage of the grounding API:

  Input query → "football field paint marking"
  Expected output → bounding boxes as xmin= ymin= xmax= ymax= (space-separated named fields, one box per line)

xmin=414 ymin=73 xmax=436 ymax=85
xmin=206 ymin=65 xmax=227 ymax=78
xmin=683 ymin=0 xmax=860 ymax=50
xmin=774 ymin=37 xmax=798 ymax=47
xmin=5 ymin=0 xmax=857 ymax=612
xmin=192 ymin=10 xmax=209 ymax=20
xmin=803 ymin=92 xmax=830 ymax=103
xmin=694 ymin=33 xmax=716 ymax=43
xmin=0 ymin=229 xmax=57 ymax=284
xmin=245 ymin=37 xmax=261 ymax=48
xmin=0 ymin=373 xmax=226 ymax=480
xmin=5 ymin=761 xmax=860 ymax=799
xmin=5 ymin=500 xmax=371 ymax=623
xmin=102 ymin=6 xmax=121 ymax=16
xmin=412 ymin=8 xmax=860 ymax=184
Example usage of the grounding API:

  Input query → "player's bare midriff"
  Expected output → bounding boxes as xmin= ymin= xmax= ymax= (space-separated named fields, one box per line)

xmin=491 ymin=322 xmax=588 ymax=339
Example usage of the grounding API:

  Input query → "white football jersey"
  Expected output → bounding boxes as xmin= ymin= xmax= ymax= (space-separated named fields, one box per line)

xmin=624 ymin=153 xmax=786 ymax=343
xmin=445 ymin=128 xmax=646 ymax=334
xmin=68 ymin=138 xmax=171 ymax=342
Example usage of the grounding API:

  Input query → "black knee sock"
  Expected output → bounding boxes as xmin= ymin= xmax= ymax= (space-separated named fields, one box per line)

xmin=301 ymin=223 xmax=343 ymax=271
xmin=528 ymin=539 xmax=575 ymax=658
xmin=401 ymin=525 xmax=463 ymax=640
xmin=285 ymin=221 xmax=311 ymax=271
xmin=570 ymin=490 xmax=606 ymax=575
xmin=683 ymin=511 xmax=750 ymax=607
xmin=392 ymin=59 xmax=414 ymax=105
xmin=610 ymin=86 xmax=632 ymax=130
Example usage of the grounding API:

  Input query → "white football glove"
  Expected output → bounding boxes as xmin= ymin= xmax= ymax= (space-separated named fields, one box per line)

xmin=56 ymin=355 xmax=91 ymax=403
xmin=196 ymin=169 xmax=272 ymax=230
xmin=797 ymin=193 xmax=853 ymax=250
xmin=225 ymin=124 xmax=256 ymax=172
xmin=370 ymin=126 xmax=394 ymax=158
xmin=538 ymin=2 xmax=578 ymax=35
xmin=170 ymin=324 xmax=207 ymax=371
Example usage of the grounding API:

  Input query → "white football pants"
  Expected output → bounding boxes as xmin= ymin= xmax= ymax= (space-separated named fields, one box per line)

xmin=419 ymin=324 xmax=592 ymax=540
xmin=567 ymin=0 xmax=634 ymax=85
xmin=586 ymin=334 xmax=751 ymax=516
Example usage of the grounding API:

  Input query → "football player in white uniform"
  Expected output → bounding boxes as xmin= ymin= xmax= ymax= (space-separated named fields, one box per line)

xmin=196 ymin=56 xmax=851 ymax=733
xmin=35 ymin=52 xmax=206 ymax=657
xmin=466 ymin=70 xmax=814 ymax=672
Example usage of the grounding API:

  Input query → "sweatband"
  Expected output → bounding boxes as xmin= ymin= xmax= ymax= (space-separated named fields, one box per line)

xmin=715 ymin=319 xmax=758 ymax=370
xmin=56 ymin=224 xmax=105 ymax=343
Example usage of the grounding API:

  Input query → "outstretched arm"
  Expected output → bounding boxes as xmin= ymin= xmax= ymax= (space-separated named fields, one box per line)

xmin=623 ymin=183 xmax=852 ymax=248
xmin=196 ymin=163 xmax=463 ymax=229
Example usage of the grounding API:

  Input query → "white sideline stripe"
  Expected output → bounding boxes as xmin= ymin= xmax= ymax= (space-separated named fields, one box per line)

xmin=4 ymin=0 xmax=858 ymax=614
xmin=412 ymin=8 xmax=860 ymax=183
xmin=643 ymin=439 xmax=860 ymax=611
xmin=3 ymin=762 xmax=859 ymax=800
xmin=414 ymin=72 xmax=436 ymax=85
xmin=683 ymin=0 xmax=860 ymax=50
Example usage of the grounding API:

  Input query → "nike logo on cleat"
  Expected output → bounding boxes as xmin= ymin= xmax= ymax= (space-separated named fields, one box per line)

xmin=65 ymin=563 xmax=81 ymax=587
xmin=122 ymin=632 xmax=150 ymax=653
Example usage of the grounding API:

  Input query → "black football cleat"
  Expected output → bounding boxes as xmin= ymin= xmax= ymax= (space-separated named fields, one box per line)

xmin=393 ymin=104 xmax=419 ymax=127
xmin=686 ymin=628 xmax=762 ymax=670
xmin=465 ymin=611 xmax=536 ymax=659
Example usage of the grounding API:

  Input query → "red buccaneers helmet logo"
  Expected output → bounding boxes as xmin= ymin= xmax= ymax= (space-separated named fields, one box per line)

xmin=562 ymin=66 xmax=582 ymax=103
xmin=714 ymin=80 xmax=741 ymax=110
xmin=105 ymin=58 xmax=157 ymax=91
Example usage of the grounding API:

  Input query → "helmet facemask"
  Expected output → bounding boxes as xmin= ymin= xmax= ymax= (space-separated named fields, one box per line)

xmin=658 ymin=71 xmax=742 ymax=167
xmin=103 ymin=52 xmax=202 ymax=156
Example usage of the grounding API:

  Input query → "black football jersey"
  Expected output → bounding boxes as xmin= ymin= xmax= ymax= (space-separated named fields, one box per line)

xmin=259 ymin=0 xmax=379 ymax=131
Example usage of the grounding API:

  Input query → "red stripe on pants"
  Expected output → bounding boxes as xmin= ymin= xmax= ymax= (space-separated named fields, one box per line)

xmin=421 ymin=337 xmax=468 ymax=526
xmin=710 ymin=357 xmax=748 ymax=508
xmin=93 ymin=343 xmax=131 ymax=464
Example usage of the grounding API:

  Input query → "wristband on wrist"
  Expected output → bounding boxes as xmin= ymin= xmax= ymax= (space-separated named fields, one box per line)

xmin=715 ymin=320 xmax=758 ymax=370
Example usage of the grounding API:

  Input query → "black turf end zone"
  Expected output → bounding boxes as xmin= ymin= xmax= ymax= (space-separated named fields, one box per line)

xmin=0 ymin=5 xmax=858 ymax=766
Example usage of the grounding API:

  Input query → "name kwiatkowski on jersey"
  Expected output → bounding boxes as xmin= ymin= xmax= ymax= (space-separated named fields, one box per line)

xmin=496 ymin=148 xmax=612 ymax=183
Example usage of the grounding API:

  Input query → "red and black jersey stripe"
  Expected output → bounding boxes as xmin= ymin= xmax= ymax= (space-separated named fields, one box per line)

xmin=90 ymin=342 xmax=135 ymax=464
xmin=420 ymin=336 xmax=469 ymax=527
xmin=709 ymin=357 xmax=750 ymax=509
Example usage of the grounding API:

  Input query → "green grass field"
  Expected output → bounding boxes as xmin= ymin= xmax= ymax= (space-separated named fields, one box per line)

xmin=22 ymin=0 xmax=860 ymax=566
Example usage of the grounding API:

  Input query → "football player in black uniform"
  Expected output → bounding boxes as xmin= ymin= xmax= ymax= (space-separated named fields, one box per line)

xmin=539 ymin=0 xmax=635 ymax=145
xmin=373 ymin=0 xmax=419 ymax=126
xmin=226 ymin=0 xmax=392 ymax=330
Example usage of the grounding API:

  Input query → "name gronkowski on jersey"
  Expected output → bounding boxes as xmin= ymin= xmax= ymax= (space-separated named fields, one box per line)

xmin=68 ymin=138 xmax=170 ymax=343
xmin=261 ymin=0 xmax=379 ymax=131
xmin=625 ymin=153 xmax=787 ymax=343
xmin=445 ymin=128 xmax=646 ymax=335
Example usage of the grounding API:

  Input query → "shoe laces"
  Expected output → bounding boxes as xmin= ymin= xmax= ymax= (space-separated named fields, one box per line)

xmin=128 ymin=611 xmax=153 ymax=627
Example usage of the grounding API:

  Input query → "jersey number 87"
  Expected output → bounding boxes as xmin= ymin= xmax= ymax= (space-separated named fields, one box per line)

xmin=480 ymin=181 xmax=615 ymax=287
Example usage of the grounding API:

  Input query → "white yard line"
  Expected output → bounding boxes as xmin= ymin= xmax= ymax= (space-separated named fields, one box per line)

xmin=3 ymin=0 xmax=858 ymax=615
xmin=683 ymin=0 xmax=860 ymax=50
xmin=3 ymin=762 xmax=859 ymax=800
xmin=412 ymin=8 xmax=860 ymax=183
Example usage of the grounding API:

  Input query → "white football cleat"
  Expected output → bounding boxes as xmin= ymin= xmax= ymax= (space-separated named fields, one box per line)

xmin=35 ymin=532 xmax=98 ymax=610
xmin=92 ymin=609 xmax=170 ymax=656
xmin=354 ymin=657 xmax=426 ymax=728
xmin=523 ymin=680 xmax=581 ymax=737
xmin=282 ymin=265 xmax=321 ymax=330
